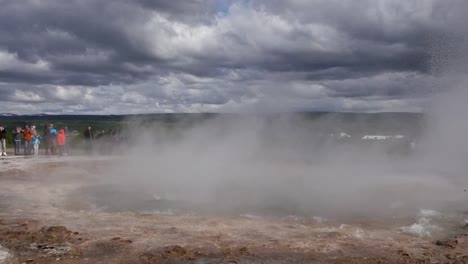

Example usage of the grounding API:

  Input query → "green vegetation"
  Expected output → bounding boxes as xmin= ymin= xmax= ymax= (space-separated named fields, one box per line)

xmin=0 ymin=112 xmax=425 ymax=148
xmin=0 ymin=115 xmax=125 ymax=146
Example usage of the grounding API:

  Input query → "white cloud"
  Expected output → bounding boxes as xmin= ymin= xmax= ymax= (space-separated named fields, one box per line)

xmin=54 ymin=86 xmax=85 ymax=101
xmin=0 ymin=50 xmax=50 ymax=72
xmin=12 ymin=90 xmax=44 ymax=102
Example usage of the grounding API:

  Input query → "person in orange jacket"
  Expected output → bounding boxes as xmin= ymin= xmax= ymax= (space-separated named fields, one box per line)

xmin=57 ymin=129 xmax=67 ymax=155
xmin=23 ymin=125 xmax=33 ymax=155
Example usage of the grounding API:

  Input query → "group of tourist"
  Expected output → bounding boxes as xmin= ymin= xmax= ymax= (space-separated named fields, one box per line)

xmin=13 ymin=125 xmax=42 ymax=156
xmin=0 ymin=124 xmax=69 ymax=156
xmin=42 ymin=124 xmax=69 ymax=156
xmin=0 ymin=124 xmax=126 ymax=157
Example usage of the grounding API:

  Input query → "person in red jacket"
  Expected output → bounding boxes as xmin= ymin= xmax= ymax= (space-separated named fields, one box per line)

xmin=57 ymin=129 xmax=67 ymax=155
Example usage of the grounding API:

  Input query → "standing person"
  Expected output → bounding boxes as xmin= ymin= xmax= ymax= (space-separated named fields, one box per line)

xmin=43 ymin=125 xmax=50 ymax=155
xmin=57 ymin=129 xmax=66 ymax=155
xmin=83 ymin=126 xmax=93 ymax=154
xmin=30 ymin=125 xmax=37 ymax=141
xmin=13 ymin=127 xmax=22 ymax=155
xmin=64 ymin=126 xmax=71 ymax=155
xmin=23 ymin=125 xmax=32 ymax=155
xmin=0 ymin=126 xmax=7 ymax=156
xmin=49 ymin=124 xmax=58 ymax=155
xmin=32 ymin=131 xmax=41 ymax=156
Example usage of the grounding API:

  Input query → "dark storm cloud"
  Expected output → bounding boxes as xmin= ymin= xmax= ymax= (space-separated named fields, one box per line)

xmin=0 ymin=0 xmax=465 ymax=114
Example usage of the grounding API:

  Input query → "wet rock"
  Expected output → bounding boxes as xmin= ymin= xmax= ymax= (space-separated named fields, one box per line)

xmin=40 ymin=226 xmax=70 ymax=235
xmin=222 ymin=246 xmax=252 ymax=262
xmin=29 ymin=243 xmax=38 ymax=250
xmin=0 ymin=222 xmax=84 ymax=261
xmin=139 ymin=245 xmax=207 ymax=263
xmin=110 ymin=237 xmax=132 ymax=243
xmin=164 ymin=245 xmax=187 ymax=255
xmin=42 ymin=244 xmax=73 ymax=256
xmin=0 ymin=245 xmax=12 ymax=264
xmin=435 ymin=239 xmax=458 ymax=248
xmin=397 ymin=249 xmax=411 ymax=257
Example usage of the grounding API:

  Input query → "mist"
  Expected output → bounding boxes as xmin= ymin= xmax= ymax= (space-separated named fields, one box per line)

xmin=99 ymin=51 xmax=468 ymax=219
xmin=88 ymin=111 xmax=463 ymax=219
xmin=86 ymin=4 xmax=468 ymax=220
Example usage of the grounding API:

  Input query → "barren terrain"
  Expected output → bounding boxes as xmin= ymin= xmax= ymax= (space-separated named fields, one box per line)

xmin=0 ymin=156 xmax=466 ymax=263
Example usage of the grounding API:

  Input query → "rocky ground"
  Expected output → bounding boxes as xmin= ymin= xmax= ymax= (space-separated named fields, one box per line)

xmin=0 ymin=156 xmax=466 ymax=263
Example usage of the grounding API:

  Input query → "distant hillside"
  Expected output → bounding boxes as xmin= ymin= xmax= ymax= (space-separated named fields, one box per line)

xmin=0 ymin=112 xmax=425 ymax=137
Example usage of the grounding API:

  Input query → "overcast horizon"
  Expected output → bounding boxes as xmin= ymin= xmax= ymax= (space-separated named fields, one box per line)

xmin=0 ymin=0 xmax=467 ymax=115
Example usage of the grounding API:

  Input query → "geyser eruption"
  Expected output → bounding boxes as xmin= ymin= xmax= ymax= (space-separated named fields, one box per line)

xmin=100 ymin=3 xmax=468 ymax=222
xmin=99 ymin=111 xmax=465 ymax=220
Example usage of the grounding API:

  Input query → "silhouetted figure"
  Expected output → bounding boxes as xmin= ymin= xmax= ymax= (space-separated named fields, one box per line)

xmin=14 ymin=127 xmax=22 ymax=155
xmin=43 ymin=125 xmax=50 ymax=155
xmin=0 ymin=126 xmax=7 ymax=156
xmin=64 ymin=126 xmax=71 ymax=155
xmin=83 ymin=126 xmax=93 ymax=154
xmin=49 ymin=124 xmax=58 ymax=155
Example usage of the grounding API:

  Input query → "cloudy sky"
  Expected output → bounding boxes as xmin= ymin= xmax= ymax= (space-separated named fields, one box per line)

xmin=0 ymin=0 xmax=466 ymax=114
